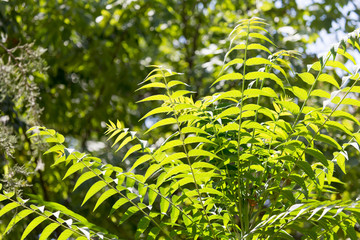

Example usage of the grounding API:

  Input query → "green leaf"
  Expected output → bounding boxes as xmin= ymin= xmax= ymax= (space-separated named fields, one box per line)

xmin=73 ymin=171 xmax=97 ymax=191
xmin=310 ymin=89 xmax=330 ymax=98
xmin=277 ymin=101 xmax=300 ymax=114
xmin=57 ymin=229 xmax=74 ymax=240
xmin=145 ymin=118 xmax=177 ymax=133
xmin=160 ymin=197 xmax=170 ymax=215
xmin=261 ymin=87 xmax=278 ymax=98
xmin=181 ymin=126 xmax=208 ymax=135
xmin=21 ymin=215 xmax=47 ymax=240
xmin=249 ymin=32 xmax=275 ymax=45
xmin=246 ymin=57 xmax=272 ymax=66
xmin=93 ymin=189 xmax=117 ymax=211
xmin=111 ymin=131 xmax=128 ymax=147
xmin=119 ymin=206 xmax=141 ymax=224
xmin=334 ymin=152 xmax=346 ymax=174
xmin=281 ymin=190 xmax=295 ymax=204
xmin=115 ymin=136 xmax=134 ymax=153
xmin=39 ymin=222 xmax=60 ymax=240
xmin=336 ymin=98 xmax=360 ymax=107
xmin=325 ymin=120 xmax=352 ymax=136
xmin=130 ymin=154 xmax=153 ymax=171
xmin=188 ymin=149 xmax=220 ymax=159
xmin=212 ymin=73 xmax=243 ymax=86
xmin=298 ymin=72 xmax=315 ymax=84
xmin=160 ymin=140 xmax=183 ymax=151
xmin=326 ymin=60 xmax=351 ymax=74
xmin=148 ymin=185 xmax=157 ymax=205
xmin=170 ymin=206 xmax=180 ymax=224
xmin=192 ymin=162 xmax=218 ymax=169
xmin=337 ymin=48 xmax=356 ymax=64
xmin=0 ymin=202 xmax=20 ymax=217
xmin=318 ymin=74 xmax=340 ymax=88
xmin=245 ymin=72 xmax=284 ymax=89
xmin=223 ymin=58 xmax=244 ymax=70
xmin=137 ymin=94 xmax=169 ymax=103
xmin=248 ymin=43 xmax=271 ymax=54
xmin=184 ymin=136 xmax=214 ymax=145
xmin=305 ymin=148 xmax=328 ymax=166
xmin=332 ymin=110 xmax=360 ymax=125
xmin=296 ymin=161 xmax=315 ymax=180
xmin=135 ymin=216 xmax=151 ymax=239
xmin=111 ymin=198 xmax=129 ymax=215
xmin=63 ymin=162 xmax=85 ymax=180
xmin=346 ymin=224 xmax=358 ymax=240
xmin=219 ymin=122 xmax=240 ymax=133
xmin=167 ymin=80 xmax=188 ymax=88
xmin=158 ymin=165 xmax=191 ymax=187
xmin=216 ymin=106 xmax=240 ymax=119
xmin=123 ymin=144 xmax=142 ymax=161
xmin=44 ymin=144 xmax=65 ymax=155
xmin=140 ymin=107 xmax=173 ymax=121
xmin=4 ymin=209 xmax=33 ymax=234
xmin=82 ymin=181 xmax=107 ymax=206
xmin=314 ymin=134 xmax=341 ymax=150
xmin=144 ymin=164 xmax=161 ymax=181
xmin=171 ymin=90 xmax=193 ymax=99
xmin=286 ymin=86 xmax=308 ymax=100
xmin=137 ymin=82 xmax=166 ymax=90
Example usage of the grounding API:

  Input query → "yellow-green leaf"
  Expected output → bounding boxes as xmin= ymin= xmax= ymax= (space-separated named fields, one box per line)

xmin=216 ymin=107 xmax=240 ymax=120
xmin=212 ymin=73 xmax=243 ymax=86
xmin=21 ymin=216 xmax=47 ymax=240
xmin=219 ymin=122 xmax=240 ymax=133
xmin=326 ymin=60 xmax=351 ymax=74
xmin=318 ymin=74 xmax=340 ymax=89
xmin=305 ymin=148 xmax=328 ymax=166
xmin=249 ymin=32 xmax=275 ymax=45
xmin=123 ymin=144 xmax=142 ymax=161
xmin=4 ymin=209 xmax=33 ymax=234
xmin=277 ymin=101 xmax=300 ymax=115
xmin=334 ymin=152 xmax=346 ymax=174
xmin=82 ymin=181 xmax=107 ymax=206
xmin=111 ymin=131 xmax=128 ymax=148
xmin=160 ymin=140 xmax=183 ymax=151
xmin=167 ymin=80 xmax=188 ymax=88
xmin=145 ymin=118 xmax=177 ymax=133
xmin=93 ymin=189 xmax=117 ymax=211
xmin=188 ymin=149 xmax=219 ymax=159
xmin=63 ymin=162 xmax=85 ymax=180
xmin=246 ymin=57 xmax=272 ymax=66
xmin=0 ymin=202 xmax=20 ymax=217
xmin=130 ymin=154 xmax=153 ymax=171
xmin=245 ymin=72 xmax=284 ymax=89
xmin=298 ymin=72 xmax=315 ymax=84
xmin=115 ymin=136 xmax=134 ymax=152
xmin=140 ymin=107 xmax=173 ymax=121
xmin=137 ymin=94 xmax=169 ymax=103
xmin=73 ymin=171 xmax=97 ymax=191
xmin=184 ymin=136 xmax=214 ymax=145
xmin=39 ymin=223 xmax=60 ymax=240
xmin=310 ymin=89 xmax=330 ymax=98
xmin=57 ymin=229 xmax=74 ymax=240
xmin=137 ymin=82 xmax=166 ymax=91
xmin=314 ymin=134 xmax=341 ymax=150
xmin=287 ymin=86 xmax=307 ymax=100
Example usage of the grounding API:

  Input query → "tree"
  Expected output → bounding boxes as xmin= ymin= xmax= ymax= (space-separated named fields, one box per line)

xmin=1 ymin=18 xmax=360 ymax=239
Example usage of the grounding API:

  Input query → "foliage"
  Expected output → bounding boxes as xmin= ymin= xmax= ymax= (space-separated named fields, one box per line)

xmin=2 ymin=1 xmax=360 ymax=235
xmin=2 ymin=18 xmax=360 ymax=239
xmin=0 ymin=42 xmax=47 ymax=196
xmin=1 ymin=0 xmax=359 ymax=147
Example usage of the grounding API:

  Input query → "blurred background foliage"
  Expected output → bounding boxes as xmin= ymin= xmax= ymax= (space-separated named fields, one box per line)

xmin=0 ymin=0 xmax=360 ymax=238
